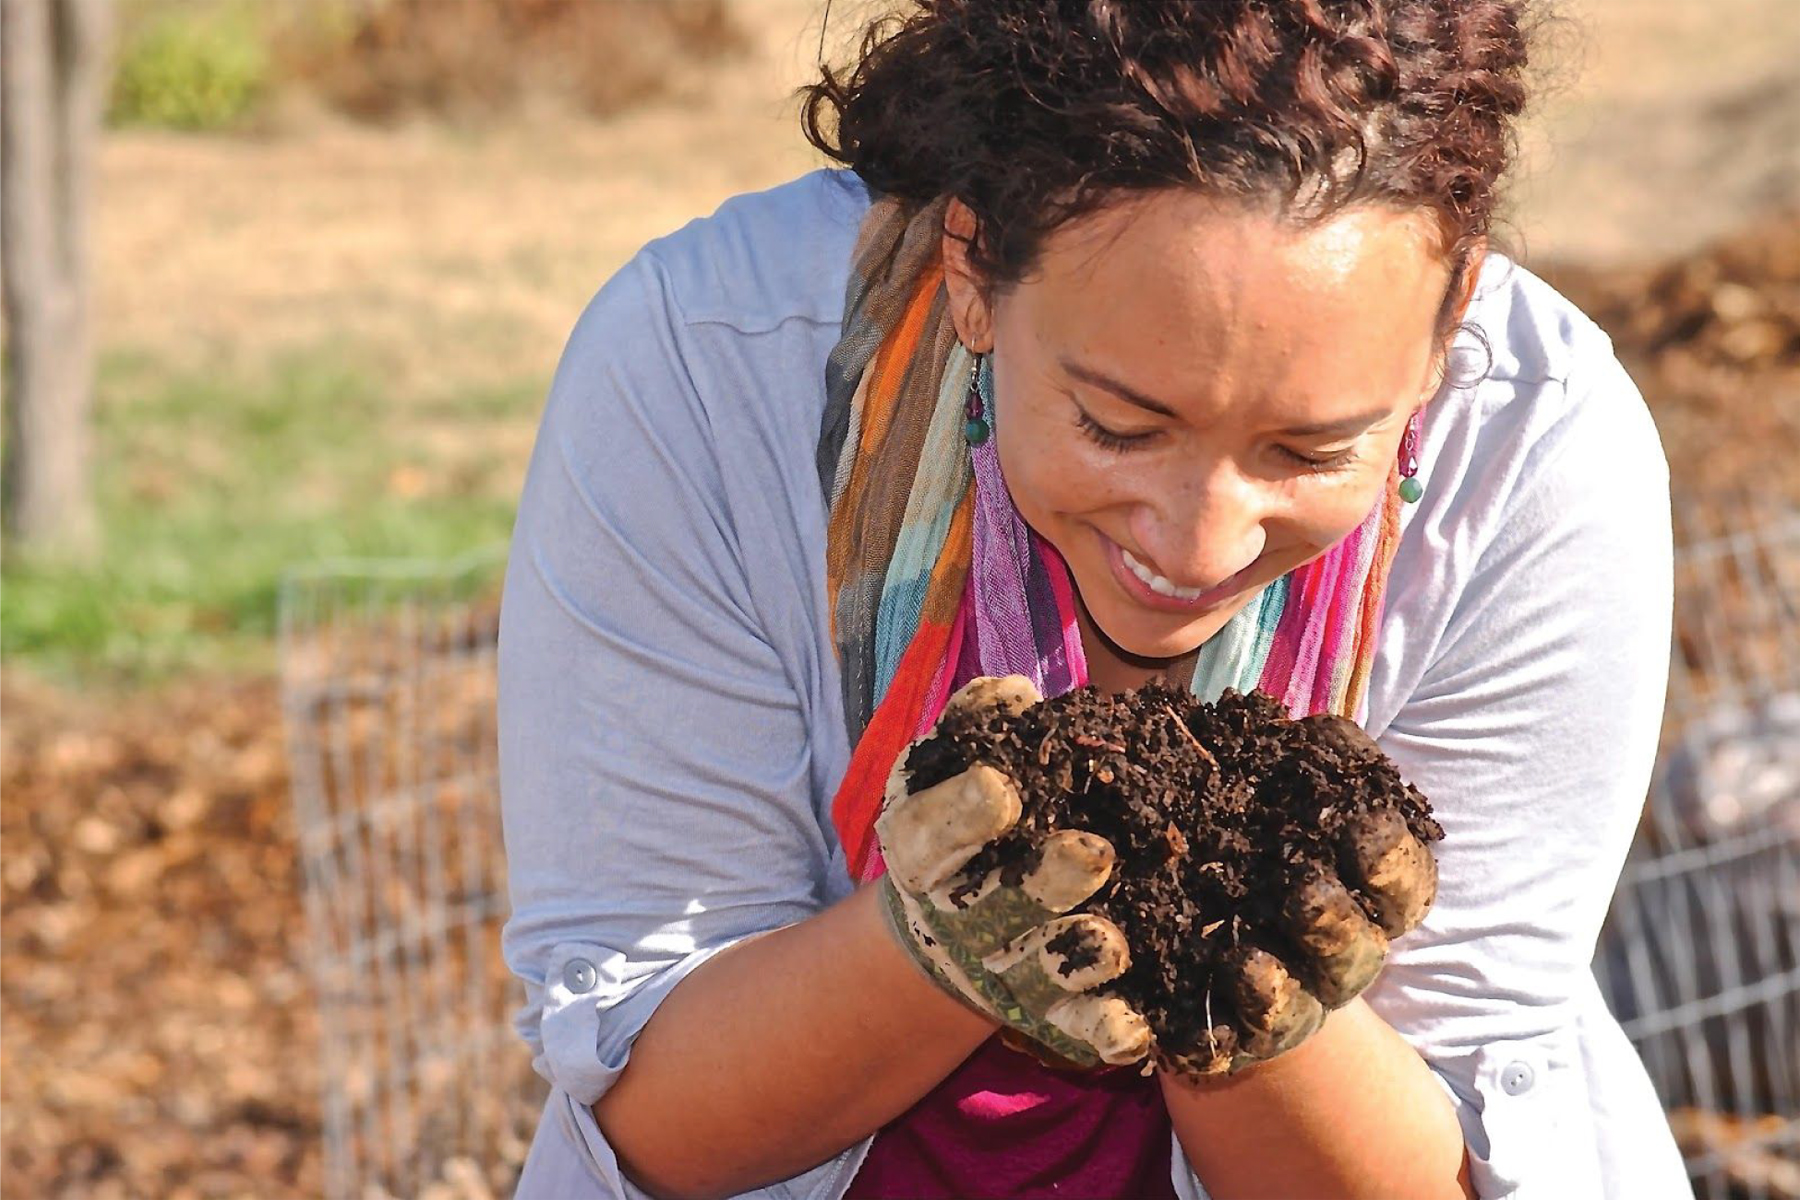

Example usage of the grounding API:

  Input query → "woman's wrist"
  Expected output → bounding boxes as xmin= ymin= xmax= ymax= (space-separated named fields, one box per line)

xmin=858 ymin=880 xmax=1000 ymax=1041
xmin=872 ymin=875 xmax=1006 ymax=1025
xmin=1158 ymin=997 xmax=1474 ymax=1200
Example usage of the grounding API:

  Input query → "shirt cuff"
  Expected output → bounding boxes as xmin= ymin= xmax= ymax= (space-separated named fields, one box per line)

xmin=536 ymin=938 xmax=743 ymax=1106
xmin=1166 ymin=1028 xmax=1607 ymax=1200
xmin=532 ymin=1082 xmax=876 ymax=1200
xmin=531 ymin=937 xmax=880 ymax=1197
xmin=1429 ymin=1029 xmax=1605 ymax=1198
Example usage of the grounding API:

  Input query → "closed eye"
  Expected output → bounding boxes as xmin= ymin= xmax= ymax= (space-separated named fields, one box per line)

xmin=1075 ymin=409 xmax=1157 ymax=453
xmin=1276 ymin=444 xmax=1358 ymax=473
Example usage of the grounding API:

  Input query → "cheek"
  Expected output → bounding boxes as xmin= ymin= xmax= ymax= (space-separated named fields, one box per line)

xmin=993 ymin=400 xmax=1126 ymax=521
xmin=1279 ymin=467 xmax=1392 ymax=554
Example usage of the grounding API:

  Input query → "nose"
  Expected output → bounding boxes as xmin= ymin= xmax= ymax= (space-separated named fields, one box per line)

xmin=1127 ymin=460 xmax=1269 ymax=591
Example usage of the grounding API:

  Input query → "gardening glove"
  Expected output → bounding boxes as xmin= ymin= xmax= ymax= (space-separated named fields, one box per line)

xmin=1158 ymin=713 xmax=1439 ymax=1080
xmin=875 ymin=675 xmax=1154 ymax=1070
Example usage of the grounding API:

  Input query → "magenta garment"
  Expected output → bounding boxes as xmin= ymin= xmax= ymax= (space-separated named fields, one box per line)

xmin=844 ymin=1035 xmax=1178 ymax=1199
xmin=845 ymin=455 xmax=1179 ymax=1199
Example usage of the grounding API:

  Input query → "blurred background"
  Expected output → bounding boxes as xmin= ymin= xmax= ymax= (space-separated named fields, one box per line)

xmin=1 ymin=1 xmax=1795 ymax=1198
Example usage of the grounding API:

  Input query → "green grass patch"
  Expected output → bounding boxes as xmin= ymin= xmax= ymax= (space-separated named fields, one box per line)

xmin=2 ymin=348 xmax=540 ymax=684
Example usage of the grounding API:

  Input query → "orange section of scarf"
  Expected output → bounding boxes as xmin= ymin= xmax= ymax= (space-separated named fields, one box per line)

xmin=830 ymin=494 xmax=972 ymax=880
xmin=823 ymin=261 xmax=947 ymax=641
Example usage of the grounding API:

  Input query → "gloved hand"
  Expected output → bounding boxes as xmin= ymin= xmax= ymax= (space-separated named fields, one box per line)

xmin=875 ymin=675 xmax=1153 ymax=1070
xmin=1156 ymin=713 xmax=1439 ymax=1080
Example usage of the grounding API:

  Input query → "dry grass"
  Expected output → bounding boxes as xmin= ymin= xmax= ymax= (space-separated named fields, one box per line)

xmin=96 ymin=0 xmax=827 ymax=406
xmin=1506 ymin=0 xmax=1800 ymax=264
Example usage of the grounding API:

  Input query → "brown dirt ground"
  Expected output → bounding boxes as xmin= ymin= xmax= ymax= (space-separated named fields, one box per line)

xmin=1 ymin=673 xmax=318 ymax=1200
xmin=5 ymin=1 xmax=1799 ymax=1196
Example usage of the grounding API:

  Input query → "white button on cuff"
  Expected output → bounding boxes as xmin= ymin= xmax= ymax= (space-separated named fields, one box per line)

xmin=564 ymin=958 xmax=598 ymax=994
xmin=1500 ymin=1061 xmax=1535 ymax=1095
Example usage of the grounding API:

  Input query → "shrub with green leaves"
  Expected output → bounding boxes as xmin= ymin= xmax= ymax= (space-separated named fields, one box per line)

xmin=108 ymin=3 xmax=269 ymax=131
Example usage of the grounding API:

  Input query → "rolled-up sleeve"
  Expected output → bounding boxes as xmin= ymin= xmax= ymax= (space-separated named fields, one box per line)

xmin=497 ymin=251 xmax=848 ymax=1196
xmin=1365 ymin=353 xmax=1689 ymax=1197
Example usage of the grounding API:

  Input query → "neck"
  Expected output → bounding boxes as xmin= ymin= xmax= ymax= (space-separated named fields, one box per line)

xmin=1075 ymin=602 xmax=1200 ymax=695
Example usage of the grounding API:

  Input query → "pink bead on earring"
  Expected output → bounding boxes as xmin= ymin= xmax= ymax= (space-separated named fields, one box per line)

xmin=1398 ymin=409 xmax=1424 ymax=504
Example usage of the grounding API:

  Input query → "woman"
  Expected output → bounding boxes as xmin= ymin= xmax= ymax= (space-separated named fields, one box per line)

xmin=498 ymin=3 xmax=1689 ymax=1197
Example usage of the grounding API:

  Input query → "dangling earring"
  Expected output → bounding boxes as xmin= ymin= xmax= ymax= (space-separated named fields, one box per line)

xmin=1398 ymin=409 xmax=1424 ymax=504
xmin=964 ymin=353 xmax=991 ymax=446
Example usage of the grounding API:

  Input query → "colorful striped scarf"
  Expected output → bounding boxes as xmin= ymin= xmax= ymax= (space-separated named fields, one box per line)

xmin=820 ymin=195 xmax=1404 ymax=883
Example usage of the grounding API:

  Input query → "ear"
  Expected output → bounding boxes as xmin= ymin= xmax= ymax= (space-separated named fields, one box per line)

xmin=1445 ymin=237 xmax=1486 ymax=330
xmin=942 ymin=199 xmax=996 ymax=353
xmin=1423 ymin=237 xmax=1487 ymax=396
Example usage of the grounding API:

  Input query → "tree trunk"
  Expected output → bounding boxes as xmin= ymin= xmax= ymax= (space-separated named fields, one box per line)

xmin=1 ymin=0 xmax=110 ymax=562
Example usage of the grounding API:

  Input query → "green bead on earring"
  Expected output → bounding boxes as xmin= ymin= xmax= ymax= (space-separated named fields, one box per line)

xmin=964 ymin=353 xmax=993 ymax=446
xmin=1397 ymin=409 xmax=1424 ymax=504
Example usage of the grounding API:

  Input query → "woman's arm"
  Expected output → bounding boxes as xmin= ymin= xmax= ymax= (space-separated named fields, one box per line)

xmin=1161 ymin=997 xmax=1474 ymax=1199
xmin=501 ymin=245 xmax=966 ymax=1200
xmin=595 ymin=883 xmax=994 ymax=1200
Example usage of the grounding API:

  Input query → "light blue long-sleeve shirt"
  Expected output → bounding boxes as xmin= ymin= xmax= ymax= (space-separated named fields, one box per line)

xmin=497 ymin=169 xmax=1691 ymax=1199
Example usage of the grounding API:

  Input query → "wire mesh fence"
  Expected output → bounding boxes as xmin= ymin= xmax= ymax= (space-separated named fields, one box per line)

xmin=280 ymin=500 xmax=1799 ymax=1199
xmin=1594 ymin=497 xmax=1800 ymax=1200
xmin=280 ymin=548 xmax=543 ymax=1200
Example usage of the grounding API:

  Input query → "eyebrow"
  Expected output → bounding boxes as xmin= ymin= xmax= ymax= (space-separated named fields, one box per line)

xmin=1062 ymin=358 xmax=1180 ymax=418
xmin=1060 ymin=357 xmax=1393 ymax=438
xmin=1275 ymin=409 xmax=1395 ymax=438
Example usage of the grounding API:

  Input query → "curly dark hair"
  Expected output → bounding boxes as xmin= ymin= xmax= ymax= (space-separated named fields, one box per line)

xmin=802 ymin=0 xmax=1534 ymax=335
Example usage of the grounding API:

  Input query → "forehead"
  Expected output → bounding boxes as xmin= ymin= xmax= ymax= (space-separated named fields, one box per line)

xmin=1008 ymin=193 xmax=1452 ymax=417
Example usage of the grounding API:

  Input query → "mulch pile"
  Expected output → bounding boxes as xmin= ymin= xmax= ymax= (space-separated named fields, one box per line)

xmin=1540 ymin=209 xmax=1800 ymax=517
xmin=1668 ymin=1109 xmax=1800 ymax=1200
xmin=1 ymin=668 xmax=533 ymax=1200
xmin=3 ymin=214 xmax=1796 ymax=1197
xmin=910 ymin=683 xmax=1440 ymax=1060
xmin=1 ymin=674 xmax=323 ymax=1199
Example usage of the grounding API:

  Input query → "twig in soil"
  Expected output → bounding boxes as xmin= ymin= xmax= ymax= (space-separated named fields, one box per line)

xmin=1164 ymin=701 xmax=1206 ymax=753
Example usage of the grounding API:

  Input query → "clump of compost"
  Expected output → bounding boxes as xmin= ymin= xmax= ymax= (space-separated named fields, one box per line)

xmin=904 ymin=682 xmax=1443 ymax=1064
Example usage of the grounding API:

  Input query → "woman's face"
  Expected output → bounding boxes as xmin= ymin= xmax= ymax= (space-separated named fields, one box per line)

xmin=944 ymin=191 xmax=1467 ymax=664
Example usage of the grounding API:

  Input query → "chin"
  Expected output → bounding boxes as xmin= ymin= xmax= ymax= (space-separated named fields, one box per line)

xmin=1081 ymin=599 xmax=1217 ymax=663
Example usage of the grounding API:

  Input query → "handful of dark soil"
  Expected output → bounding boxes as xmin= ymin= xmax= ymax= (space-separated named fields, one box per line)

xmin=904 ymin=682 xmax=1443 ymax=1063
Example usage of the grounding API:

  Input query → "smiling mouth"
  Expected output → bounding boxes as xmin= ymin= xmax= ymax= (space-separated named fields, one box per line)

xmin=1103 ymin=534 xmax=1256 ymax=612
xmin=1120 ymin=546 xmax=1209 ymax=601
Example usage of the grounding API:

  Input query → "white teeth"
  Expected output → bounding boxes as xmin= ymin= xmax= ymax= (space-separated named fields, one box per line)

xmin=1120 ymin=547 xmax=1205 ymax=600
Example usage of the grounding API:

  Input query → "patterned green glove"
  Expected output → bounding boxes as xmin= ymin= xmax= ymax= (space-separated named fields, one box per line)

xmin=874 ymin=675 xmax=1153 ymax=1070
